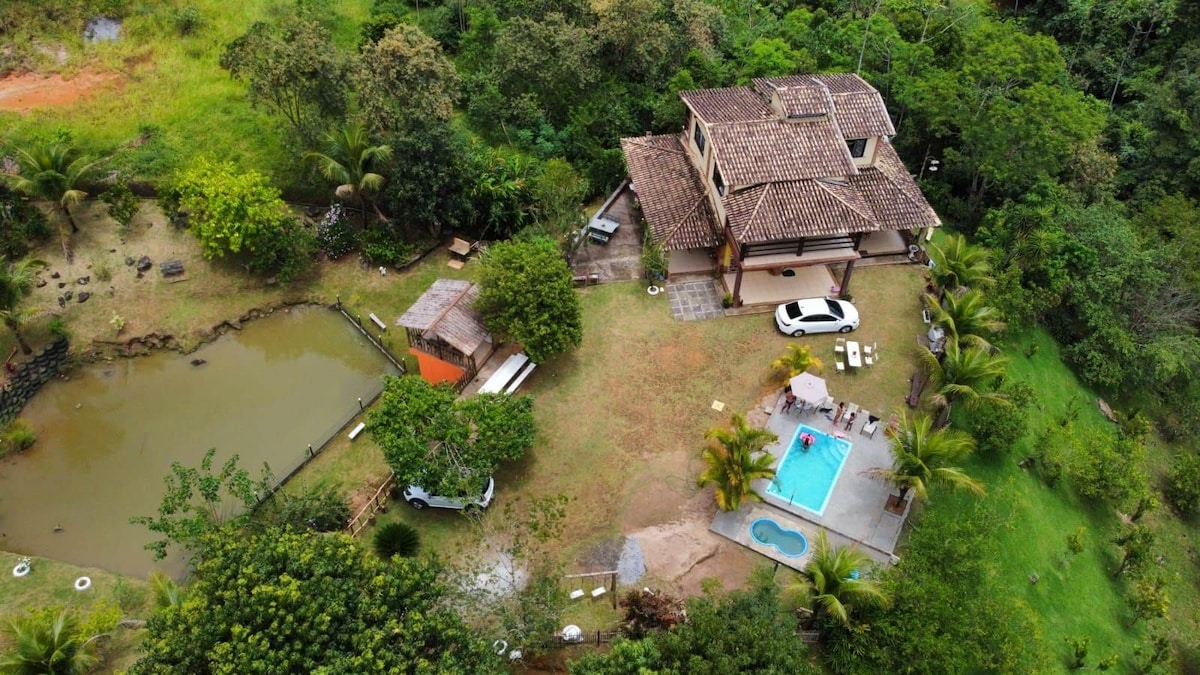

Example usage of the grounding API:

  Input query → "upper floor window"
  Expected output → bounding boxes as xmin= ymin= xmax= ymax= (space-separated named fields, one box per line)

xmin=693 ymin=121 xmax=707 ymax=155
xmin=846 ymin=138 xmax=868 ymax=158
xmin=713 ymin=163 xmax=726 ymax=197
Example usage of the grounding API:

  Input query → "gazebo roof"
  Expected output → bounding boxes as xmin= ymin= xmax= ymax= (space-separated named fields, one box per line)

xmin=396 ymin=279 xmax=490 ymax=356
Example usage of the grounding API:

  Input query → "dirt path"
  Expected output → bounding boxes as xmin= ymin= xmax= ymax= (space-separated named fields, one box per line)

xmin=0 ymin=70 xmax=124 ymax=113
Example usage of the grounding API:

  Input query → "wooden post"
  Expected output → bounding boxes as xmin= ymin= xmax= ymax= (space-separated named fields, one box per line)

xmin=610 ymin=572 xmax=617 ymax=609
xmin=839 ymin=260 xmax=856 ymax=299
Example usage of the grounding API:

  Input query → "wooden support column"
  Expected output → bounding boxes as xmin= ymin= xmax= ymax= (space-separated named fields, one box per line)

xmin=839 ymin=260 xmax=856 ymax=299
xmin=732 ymin=264 xmax=745 ymax=307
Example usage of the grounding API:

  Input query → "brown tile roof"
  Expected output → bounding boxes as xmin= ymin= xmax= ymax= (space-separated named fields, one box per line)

xmin=397 ymin=279 xmax=491 ymax=355
xmin=753 ymin=73 xmax=895 ymax=138
xmin=724 ymin=180 xmax=879 ymax=243
xmin=848 ymin=140 xmax=941 ymax=230
xmin=679 ymin=87 xmax=773 ymax=123
xmin=621 ymin=134 xmax=722 ymax=251
xmin=709 ymin=118 xmax=856 ymax=185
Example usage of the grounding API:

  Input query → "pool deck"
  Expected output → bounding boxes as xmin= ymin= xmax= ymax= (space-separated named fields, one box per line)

xmin=709 ymin=394 xmax=908 ymax=572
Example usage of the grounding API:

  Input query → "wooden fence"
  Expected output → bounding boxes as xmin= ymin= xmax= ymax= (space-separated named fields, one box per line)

xmin=345 ymin=471 xmax=396 ymax=537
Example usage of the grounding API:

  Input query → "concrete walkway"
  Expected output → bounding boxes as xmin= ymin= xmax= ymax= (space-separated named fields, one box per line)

xmin=666 ymin=279 xmax=725 ymax=321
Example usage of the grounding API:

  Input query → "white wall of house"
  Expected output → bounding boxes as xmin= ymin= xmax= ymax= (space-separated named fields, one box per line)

xmin=851 ymin=136 xmax=880 ymax=168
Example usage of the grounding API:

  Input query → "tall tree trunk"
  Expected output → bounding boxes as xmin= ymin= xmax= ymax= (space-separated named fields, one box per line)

xmin=63 ymin=204 xmax=79 ymax=233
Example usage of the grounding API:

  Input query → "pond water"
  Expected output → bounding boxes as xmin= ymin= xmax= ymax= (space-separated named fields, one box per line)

xmin=0 ymin=306 xmax=399 ymax=577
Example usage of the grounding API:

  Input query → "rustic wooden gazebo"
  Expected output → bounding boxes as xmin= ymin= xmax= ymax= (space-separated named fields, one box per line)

xmin=397 ymin=279 xmax=495 ymax=390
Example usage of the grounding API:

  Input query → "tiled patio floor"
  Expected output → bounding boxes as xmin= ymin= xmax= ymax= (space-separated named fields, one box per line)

xmin=710 ymin=390 xmax=908 ymax=569
xmin=666 ymin=280 xmax=725 ymax=321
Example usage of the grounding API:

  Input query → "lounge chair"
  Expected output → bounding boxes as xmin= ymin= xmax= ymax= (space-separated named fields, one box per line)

xmin=861 ymin=416 xmax=880 ymax=438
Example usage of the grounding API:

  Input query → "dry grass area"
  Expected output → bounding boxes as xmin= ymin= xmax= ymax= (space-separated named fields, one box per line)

xmin=10 ymin=201 xmax=472 ymax=364
xmin=302 ymin=264 xmax=926 ymax=598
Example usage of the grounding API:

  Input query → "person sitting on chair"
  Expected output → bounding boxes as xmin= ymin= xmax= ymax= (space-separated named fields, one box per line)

xmin=782 ymin=385 xmax=797 ymax=412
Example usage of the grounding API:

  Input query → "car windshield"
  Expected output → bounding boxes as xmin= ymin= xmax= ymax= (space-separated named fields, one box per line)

xmin=824 ymin=299 xmax=844 ymax=318
xmin=785 ymin=302 xmax=803 ymax=320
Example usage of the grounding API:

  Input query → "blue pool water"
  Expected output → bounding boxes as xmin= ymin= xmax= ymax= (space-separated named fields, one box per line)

xmin=766 ymin=424 xmax=852 ymax=516
xmin=750 ymin=518 xmax=809 ymax=557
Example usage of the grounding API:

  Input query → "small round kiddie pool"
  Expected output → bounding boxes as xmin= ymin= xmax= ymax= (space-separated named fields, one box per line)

xmin=749 ymin=518 xmax=809 ymax=558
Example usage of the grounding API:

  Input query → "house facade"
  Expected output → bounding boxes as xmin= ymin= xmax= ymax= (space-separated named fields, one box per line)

xmin=621 ymin=74 xmax=940 ymax=307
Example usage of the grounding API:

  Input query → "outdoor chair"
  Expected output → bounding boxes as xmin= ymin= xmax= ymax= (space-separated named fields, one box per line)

xmin=864 ymin=355 xmax=874 ymax=367
xmin=834 ymin=337 xmax=846 ymax=353
xmin=815 ymin=396 xmax=834 ymax=413
xmin=864 ymin=342 xmax=878 ymax=356
xmin=861 ymin=416 xmax=880 ymax=438
xmin=835 ymin=361 xmax=845 ymax=373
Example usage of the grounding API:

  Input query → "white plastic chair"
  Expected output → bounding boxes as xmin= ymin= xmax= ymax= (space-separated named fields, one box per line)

xmin=864 ymin=342 xmax=877 ymax=356
xmin=864 ymin=355 xmax=874 ymax=367
xmin=835 ymin=361 xmax=845 ymax=373
xmin=834 ymin=337 xmax=846 ymax=353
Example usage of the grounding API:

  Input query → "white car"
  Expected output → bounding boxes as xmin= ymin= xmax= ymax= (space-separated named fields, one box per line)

xmin=775 ymin=297 xmax=860 ymax=336
xmin=403 ymin=477 xmax=495 ymax=511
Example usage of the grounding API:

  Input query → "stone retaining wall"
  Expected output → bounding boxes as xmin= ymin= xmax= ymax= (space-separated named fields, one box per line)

xmin=0 ymin=339 xmax=69 ymax=426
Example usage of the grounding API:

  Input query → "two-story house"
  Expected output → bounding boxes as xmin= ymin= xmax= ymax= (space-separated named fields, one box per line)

xmin=621 ymin=73 xmax=940 ymax=307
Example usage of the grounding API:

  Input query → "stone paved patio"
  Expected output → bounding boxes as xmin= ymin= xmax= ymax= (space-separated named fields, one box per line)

xmin=710 ymin=390 xmax=908 ymax=568
xmin=666 ymin=279 xmax=725 ymax=321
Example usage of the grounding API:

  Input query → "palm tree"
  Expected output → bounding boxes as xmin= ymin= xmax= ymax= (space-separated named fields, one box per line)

xmin=697 ymin=413 xmax=778 ymax=512
xmin=924 ymin=289 xmax=1006 ymax=351
xmin=304 ymin=123 xmax=393 ymax=226
xmin=149 ymin=570 xmax=187 ymax=609
xmin=863 ymin=411 xmax=984 ymax=505
xmin=787 ymin=530 xmax=889 ymax=627
xmin=928 ymin=233 xmax=993 ymax=296
xmin=919 ymin=341 xmax=1009 ymax=427
xmin=0 ymin=609 xmax=102 ymax=675
xmin=0 ymin=257 xmax=48 ymax=355
xmin=771 ymin=344 xmax=824 ymax=379
xmin=8 ymin=141 xmax=98 ymax=235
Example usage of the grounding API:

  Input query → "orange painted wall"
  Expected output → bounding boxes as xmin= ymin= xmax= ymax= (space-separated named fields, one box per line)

xmin=410 ymin=349 xmax=466 ymax=385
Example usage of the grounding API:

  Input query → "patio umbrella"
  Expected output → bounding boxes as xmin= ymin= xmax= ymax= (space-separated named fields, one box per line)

xmin=788 ymin=372 xmax=829 ymax=404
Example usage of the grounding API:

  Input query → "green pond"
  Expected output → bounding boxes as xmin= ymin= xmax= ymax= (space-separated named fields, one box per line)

xmin=0 ymin=306 xmax=399 ymax=577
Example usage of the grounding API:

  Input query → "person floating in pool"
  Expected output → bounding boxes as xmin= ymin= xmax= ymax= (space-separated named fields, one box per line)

xmin=800 ymin=432 xmax=815 ymax=451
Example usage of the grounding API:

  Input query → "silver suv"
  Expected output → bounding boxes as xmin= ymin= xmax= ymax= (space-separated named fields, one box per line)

xmin=403 ymin=477 xmax=495 ymax=511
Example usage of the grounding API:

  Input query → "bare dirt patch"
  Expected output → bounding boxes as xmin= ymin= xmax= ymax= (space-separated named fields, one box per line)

xmin=0 ymin=70 xmax=124 ymax=113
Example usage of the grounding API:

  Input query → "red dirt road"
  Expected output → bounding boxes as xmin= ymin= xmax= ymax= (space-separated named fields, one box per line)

xmin=0 ymin=71 xmax=123 ymax=112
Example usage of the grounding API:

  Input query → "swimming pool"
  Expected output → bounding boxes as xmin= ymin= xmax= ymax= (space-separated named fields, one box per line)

xmin=766 ymin=424 xmax=852 ymax=516
xmin=749 ymin=518 xmax=809 ymax=557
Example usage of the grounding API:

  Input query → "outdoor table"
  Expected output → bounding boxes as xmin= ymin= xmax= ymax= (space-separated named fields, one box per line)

xmin=846 ymin=341 xmax=862 ymax=368
xmin=587 ymin=217 xmax=620 ymax=244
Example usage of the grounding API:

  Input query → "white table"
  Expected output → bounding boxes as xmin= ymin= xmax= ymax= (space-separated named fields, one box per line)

xmin=846 ymin=341 xmax=862 ymax=368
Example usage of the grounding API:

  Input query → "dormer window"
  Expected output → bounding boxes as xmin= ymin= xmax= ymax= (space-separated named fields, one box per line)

xmin=693 ymin=121 xmax=707 ymax=155
xmin=713 ymin=163 xmax=726 ymax=197
xmin=846 ymin=139 xmax=868 ymax=158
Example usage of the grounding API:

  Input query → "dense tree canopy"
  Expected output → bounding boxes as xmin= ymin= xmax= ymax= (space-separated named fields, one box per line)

xmin=367 ymin=375 xmax=535 ymax=496
xmin=130 ymin=528 xmax=495 ymax=674
xmin=220 ymin=15 xmax=348 ymax=141
xmin=166 ymin=158 xmax=289 ymax=260
xmin=570 ymin=570 xmax=821 ymax=674
xmin=475 ymin=237 xmax=583 ymax=363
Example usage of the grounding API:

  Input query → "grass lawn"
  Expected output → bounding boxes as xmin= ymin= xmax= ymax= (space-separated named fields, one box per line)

xmin=0 ymin=0 xmax=373 ymax=184
xmin=915 ymin=327 xmax=1197 ymax=668
xmin=0 ymin=551 xmax=152 ymax=671
xmin=298 ymin=264 xmax=927 ymax=599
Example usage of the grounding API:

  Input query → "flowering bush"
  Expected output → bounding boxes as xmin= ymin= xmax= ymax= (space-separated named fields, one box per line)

xmin=316 ymin=205 xmax=356 ymax=259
